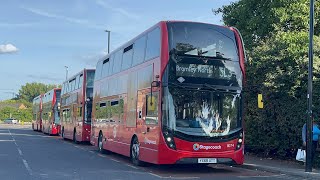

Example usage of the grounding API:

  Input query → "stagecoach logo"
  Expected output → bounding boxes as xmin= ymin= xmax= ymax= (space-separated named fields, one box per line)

xmin=193 ymin=143 xmax=200 ymax=151
xmin=193 ymin=143 xmax=222 ymax=151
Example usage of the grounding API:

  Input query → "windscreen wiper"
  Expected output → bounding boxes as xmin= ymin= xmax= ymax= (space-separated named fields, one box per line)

xmin=176 ymin=52 xmax=232 ymax=61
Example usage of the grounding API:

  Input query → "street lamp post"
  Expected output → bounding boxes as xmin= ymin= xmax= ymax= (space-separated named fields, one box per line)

xmin=105 ymin=30 xmax=111 ymax=54
xmin=64 ymin=66 xmax=68 ymax=80
xmin=306 ymin=0 xmax=314 ymax=172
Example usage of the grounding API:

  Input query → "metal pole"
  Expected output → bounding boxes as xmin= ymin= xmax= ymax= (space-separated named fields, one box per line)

xmin=105 ymin=30 xmax=111 ymax=54
xmin=306 ymin=0 xmax=314 ymax=172
xmin=64 ymin=66 xmax=68 ymax=80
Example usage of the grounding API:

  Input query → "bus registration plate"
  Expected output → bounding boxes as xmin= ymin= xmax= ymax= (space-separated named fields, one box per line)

xmin=198 ymin=158 xmax=217 ymax=163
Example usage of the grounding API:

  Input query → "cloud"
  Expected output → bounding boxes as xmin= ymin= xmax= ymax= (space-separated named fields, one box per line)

xmin=0 ymin=44 xmax=19 ymax=54
xmin=96 ymin=0 xmax=140 ymax=20
xmin=27 ymin=74 xmax=63 ymax=82
xmin=77 ymin=50 xmax=108 ymax=67
xmin=21 ymin=6 xmax=105 ymax=29
xmin=0 ymin=22 xmax=38 ymax=28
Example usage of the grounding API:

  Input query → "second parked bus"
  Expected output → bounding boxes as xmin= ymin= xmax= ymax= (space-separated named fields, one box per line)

xmin=32 ymin=94 xmax=43 ymax=131
xmin=91 ymin=21 xmax=246 ymax=165
xmin=41 ymin=88 xmax=61 ymax=135
xmin=60 ymin=69 xmax=95 ymax=143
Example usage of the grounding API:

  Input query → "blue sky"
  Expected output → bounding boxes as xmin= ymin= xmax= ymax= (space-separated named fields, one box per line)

xmin=0 ymin=0 xmax=234 ymax=100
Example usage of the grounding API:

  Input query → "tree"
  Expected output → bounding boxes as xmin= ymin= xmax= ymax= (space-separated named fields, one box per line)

xmin=216 ymin=0 xmax=320 ymax=159
xmin=18 ymin=82 xmax=58 ymax=102
xmin=0 ymin=107 xmax=32 ymax=122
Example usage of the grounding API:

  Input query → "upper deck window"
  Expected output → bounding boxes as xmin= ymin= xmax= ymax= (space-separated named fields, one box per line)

xmin=121 ymin=44 xmax=133 ymax=70
xmin=112 ymin=50 xmax=123 ymax=74
xmin=145 ymin=28 xmax=160 ymax=61
xmin=167 ymin=22 xmax=238 ymax=61
xmin=132 ymin=35 xmax=146 ymax=66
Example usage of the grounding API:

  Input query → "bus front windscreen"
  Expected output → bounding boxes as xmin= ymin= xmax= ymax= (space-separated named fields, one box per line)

xmin=162 ymin=87 xmax=241 ymax=137
xmin=163 ymin=22 xmax=243 ymax=138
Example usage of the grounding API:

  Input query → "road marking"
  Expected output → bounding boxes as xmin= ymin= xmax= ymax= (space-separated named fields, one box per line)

xmin=0 ymin=140 xmax=15 ymax=142
xmin=22 ymin=159 xmax=33 ymax=175
xmin=110 ymin=158 xmax=121 ymax=163
xmin=98 ymin=154 xmax=107 ymax=158
xmin=74 ymin=145 xmax=87 ymax=151
xmin=148 ymin=172 xmax=163 ymax=178
xmin=7 ymin=128 xmax=33 ymax=176
xmin=125 ymin=164 xmax=139 ymax=169
xmin=148 ymin=172 xmax=199 ymax=179
xmin=18 ymin=148 xmax=23 ymax=156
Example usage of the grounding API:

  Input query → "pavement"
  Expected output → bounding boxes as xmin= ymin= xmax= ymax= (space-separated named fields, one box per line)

xmin=239 ymin=154 xmax=320 ymax=179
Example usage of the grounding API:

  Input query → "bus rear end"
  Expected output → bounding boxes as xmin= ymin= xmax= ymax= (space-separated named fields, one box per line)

xmin=158 ymin=21 xmax=245 ymax=165
xmin=51 ymin=88 xmax=61 ymax=135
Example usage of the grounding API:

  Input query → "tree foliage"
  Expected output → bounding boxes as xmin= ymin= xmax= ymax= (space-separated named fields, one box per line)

xmin=0 ymin=82 xmax=59 ymax=122
xmin=217 ymin=0 xmax=320 ymax=159
xmin=18 ymin=82 xmax=58 ymax=103
xmin=0 ymin=107 xmax=32 ymax=122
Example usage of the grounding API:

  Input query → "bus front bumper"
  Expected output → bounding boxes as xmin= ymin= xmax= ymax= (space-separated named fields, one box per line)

xmin=158 ymin=145 xmax=244 ymax=165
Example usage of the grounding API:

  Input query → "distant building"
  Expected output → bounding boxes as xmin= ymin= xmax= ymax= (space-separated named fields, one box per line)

xmin=0 ymin=103 xmax=28 ymax=110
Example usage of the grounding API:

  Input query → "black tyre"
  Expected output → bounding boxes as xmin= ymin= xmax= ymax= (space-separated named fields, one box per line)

xmin=61 ymin=128 xmax=65 ymax=139
xmin=98 ymin=133 xmax=104 ymax=153
xmin=131 ymin=137 xmax=144 ymax=166
xmin=98 ymin=132 xmax=110 ymax=154
xmin=73 ymin=130 xmax=79 ymax=144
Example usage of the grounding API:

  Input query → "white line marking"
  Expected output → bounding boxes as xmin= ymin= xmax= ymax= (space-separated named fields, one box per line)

xmin=18 ymin=148 xmax=23 ymax=156
xmin=110 ymin=158 xmax=121 ymax=163
xmin=0 ymin=140 xmax=15 ymax=142
xmin=74 ymin=145 xmax=87 ymax=151
xmin=148 ymin=172 xmax=163 ymax=178
xmin=125 ymin=164 xmax=139 ymax=169
xmin=22 ymin=159 xmax=32 ymax=175
xmin=148 ymin=172 xmax=199 ymax=179
xmin=98 ymin=154 xmax=107 ymax=158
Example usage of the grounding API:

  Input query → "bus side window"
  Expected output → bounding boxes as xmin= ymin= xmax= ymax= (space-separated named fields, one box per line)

xmin=132 ymin=35 xmax=147 ymax=66
xmin=146 ymin=92 xmax=159 ymax=125
xmin=145 ymin=27 xmax=160 ymax=61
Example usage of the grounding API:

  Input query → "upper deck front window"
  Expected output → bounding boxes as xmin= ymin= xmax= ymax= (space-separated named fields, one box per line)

xmin=168 ymin=22 xmax=238 ymax=61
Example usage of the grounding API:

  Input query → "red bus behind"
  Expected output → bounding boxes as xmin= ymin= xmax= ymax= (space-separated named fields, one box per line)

xmin=41 ymin=88 xmax=61 ymax=135
xmin=60 ymin=69 xmax=95 ymax=143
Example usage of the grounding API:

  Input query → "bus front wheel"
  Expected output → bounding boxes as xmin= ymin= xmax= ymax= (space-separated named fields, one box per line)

xmin=98 ymin=132 xmax=109 ymax=154
xmin=73 ymin=130 xmax=79 ymax=144
xmin=61 ymin=127 xmax=65 ymax=139
xmin=131 ymin=137 xmax=144 ymax=166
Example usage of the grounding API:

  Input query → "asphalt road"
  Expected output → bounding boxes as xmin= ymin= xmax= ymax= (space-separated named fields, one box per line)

xmin=0 ymin=124 xmax=302 ymax=180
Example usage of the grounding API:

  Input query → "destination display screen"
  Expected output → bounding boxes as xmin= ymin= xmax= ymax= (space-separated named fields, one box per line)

xmin=176 ymin=63 xmax=233 ymax=80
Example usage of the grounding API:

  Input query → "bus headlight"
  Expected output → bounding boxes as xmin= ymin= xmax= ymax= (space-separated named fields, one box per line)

xmin=236 ymin=132 xmax=243 ymax=150
xmin=163 ymin=132 xmax=176 ymax=150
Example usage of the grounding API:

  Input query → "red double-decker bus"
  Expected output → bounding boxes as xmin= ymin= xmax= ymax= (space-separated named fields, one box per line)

xmin=32 ymin=94 xmax=43 ymax=131
xmin=60 ymin=69 xmax=95 ymax=143
xmin=41 ymin=88 xmax=61 ymax=135
xmin=91 ymin=21 xmax=246 ymax=166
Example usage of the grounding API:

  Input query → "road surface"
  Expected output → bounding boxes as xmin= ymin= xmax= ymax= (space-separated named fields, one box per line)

xmin=0 ymin=124 xmax=301 ymax=180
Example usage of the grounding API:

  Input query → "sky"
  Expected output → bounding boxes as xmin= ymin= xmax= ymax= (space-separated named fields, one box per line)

xmin=0 ymin=0 xmax=235 ymax=100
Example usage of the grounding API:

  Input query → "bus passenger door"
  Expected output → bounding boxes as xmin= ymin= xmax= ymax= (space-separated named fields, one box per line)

xmin=138 ymin=89 xmax=159 ymax=163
